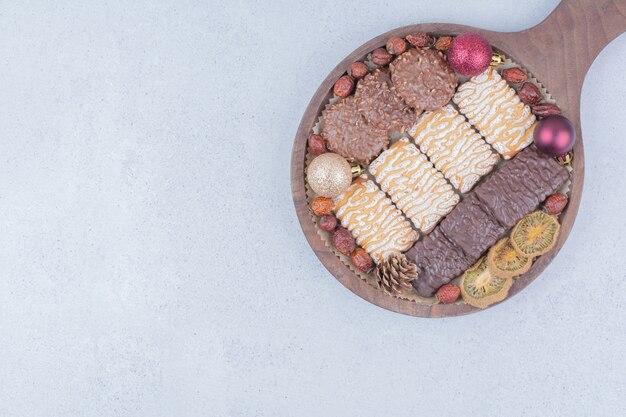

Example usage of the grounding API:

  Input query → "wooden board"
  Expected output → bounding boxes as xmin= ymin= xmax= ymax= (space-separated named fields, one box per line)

xmin=291 ymin=0 xmax=626 ymax=317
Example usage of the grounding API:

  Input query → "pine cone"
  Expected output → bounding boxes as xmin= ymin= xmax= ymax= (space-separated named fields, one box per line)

xmin=376 ymin=253 xmax=418 ymax=295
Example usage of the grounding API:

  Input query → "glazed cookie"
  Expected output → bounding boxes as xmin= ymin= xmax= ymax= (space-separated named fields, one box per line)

xmin=368 ymin=138 xmax=460 ymax=233
xmin=333 ymin=175 xmax=418 ymax=263
xmin=409 ymin=105 xmax=500 ymax=193
xmin=453 ymin=67 xmax=536 ymax=159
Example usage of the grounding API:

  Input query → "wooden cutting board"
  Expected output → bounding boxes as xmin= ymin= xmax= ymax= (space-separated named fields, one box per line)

xmin=291 ymin=0 xmax=626 ymax=317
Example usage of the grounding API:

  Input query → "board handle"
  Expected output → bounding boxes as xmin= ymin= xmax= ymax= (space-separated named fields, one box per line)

xmin=525 ymin=0 xmax=626 ymax=83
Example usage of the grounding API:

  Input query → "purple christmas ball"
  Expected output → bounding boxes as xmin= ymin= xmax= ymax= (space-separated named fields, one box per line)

xmin=533 ymin=115 xmax=576 ymax=157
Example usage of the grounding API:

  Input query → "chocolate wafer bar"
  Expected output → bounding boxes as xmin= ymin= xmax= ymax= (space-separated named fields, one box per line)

xmin=439 ymin=194 xmax=505 ymax=259
xmin=475 ymin=146 xmax=569 ymax=228
xmin=406 ymin=146 xmax=569 ymax=297
xmin=406 ymin=228 xmax=473 ymax=298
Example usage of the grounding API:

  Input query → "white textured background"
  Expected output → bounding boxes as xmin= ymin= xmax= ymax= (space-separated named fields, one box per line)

xmin=0 ymin=1 xmax=625 ymax=416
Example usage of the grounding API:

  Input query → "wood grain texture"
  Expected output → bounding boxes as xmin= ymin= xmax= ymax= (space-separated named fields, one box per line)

xmin=291 ymin=0 xmax=626 ymax=317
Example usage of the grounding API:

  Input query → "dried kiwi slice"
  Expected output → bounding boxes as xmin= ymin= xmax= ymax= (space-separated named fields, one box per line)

xmin=511 ymin=211 xmax=560 ymax=257
xmin=461 ymin=257 xmax=513 ymax=309
xmin=487 ymin=238 xmax=532 ymax=278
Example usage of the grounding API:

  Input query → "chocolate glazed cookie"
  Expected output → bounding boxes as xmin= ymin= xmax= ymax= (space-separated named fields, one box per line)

xmin=354 ymin=69 xmax=419 ymax=134
xmin=390 ymin=48 xmax=457 ymax=111
xmin=322 ymin=96 xmax=389 ymax=164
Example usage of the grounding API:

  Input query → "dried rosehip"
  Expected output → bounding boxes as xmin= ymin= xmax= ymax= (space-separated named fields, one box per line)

xmin=310 ymin=197 xmax=334 ymax=217
xmin=351 ymin=248 xmax=374 ymax=273
xmin=544 ymin=193 xmax=568 ymax=215
xmin=386 ymin=37 xmax=407 ymax=55
xmin=436 ymin=284 xmax=461 ymax=304
xmin=318 ymin=215 xmax=337 ymax=232
xmin=308 ymin=134 xmax=326 ymax=156
xmin=518 ymin=82 xmax=542 ymax=105
xmin=333 ymin=75 xmax=355 ymax=98
xmin=502 ymin=67 xmax=527 ymax=83
xmin=332 ymin=227 xmax=355 ymax=256
xmin=532 ymin=103 xmax=562 ymax=117
xmin=434 ymin=36 xmax=452 ymax=51
xmin=349 ymin=61 xmax=369 ymax=79
xmin=370 ymin=48 xmax=393 ymax=66
xmin=406 ymin=32 xmax=432 ymax=48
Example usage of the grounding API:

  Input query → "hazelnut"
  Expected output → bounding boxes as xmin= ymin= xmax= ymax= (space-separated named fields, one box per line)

xmin=308 ymin=134 xmax=326 ymax=156
xmin=386 ymin=37 xmax=407 ymax=55
xmin=333 ymin=75 xmax=355 ymax=98
xmin=370 ymin=48 xmax=393 ymax=66
xmin=349 ymin=61 xmax=369 ymax=79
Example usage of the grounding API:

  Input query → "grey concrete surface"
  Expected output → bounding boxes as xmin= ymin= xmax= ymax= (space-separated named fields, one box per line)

xmin=0 ymin=1 xmax=624 ymax=416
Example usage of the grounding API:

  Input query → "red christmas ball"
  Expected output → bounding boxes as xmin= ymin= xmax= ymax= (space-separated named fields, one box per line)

xmin=447 ymin=33 xmax=492 ymax=76
xmin=533 ymin=115 xmax=576 ymax=157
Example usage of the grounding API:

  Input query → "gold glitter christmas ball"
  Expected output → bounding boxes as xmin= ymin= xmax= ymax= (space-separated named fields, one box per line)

xmin=306 ymin=153 xmax=352 ymax=198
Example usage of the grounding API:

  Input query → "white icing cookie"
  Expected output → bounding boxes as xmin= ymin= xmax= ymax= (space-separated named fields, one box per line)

xmin=453 ymin=68 xmax=536 ymax=159
xmin=333 ymin=175 xmax=418 ymax=263
xmin=368 ymin=138 xmax=460 ymax=233
xmin=409 ymin=105 xmax=500 ymax=193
